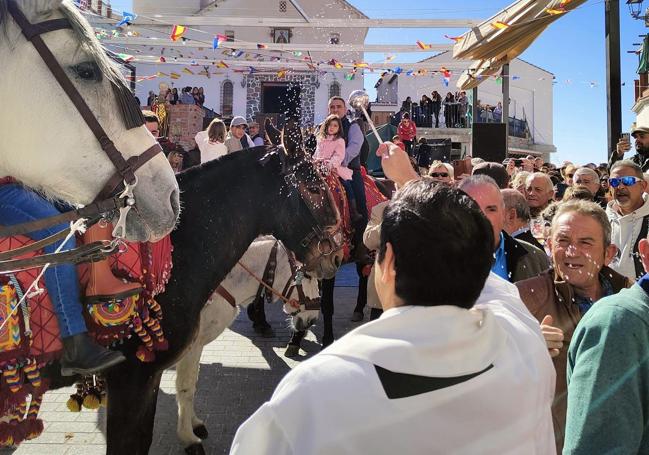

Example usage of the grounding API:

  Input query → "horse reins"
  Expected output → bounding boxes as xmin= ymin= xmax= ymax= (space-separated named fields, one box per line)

xmin=217 ymin=241 xmax=308 ymax=310
xmin=3 ymin=1 xmax=163 ymax=236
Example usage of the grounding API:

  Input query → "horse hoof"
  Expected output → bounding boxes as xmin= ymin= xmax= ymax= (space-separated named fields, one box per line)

xmin=185 ymin=443 xmax=206 ymax=455
xmin=285 ymin=345 xmax=300 ymax=358
xmin=193 ymin=424 xmax=209 ymax=439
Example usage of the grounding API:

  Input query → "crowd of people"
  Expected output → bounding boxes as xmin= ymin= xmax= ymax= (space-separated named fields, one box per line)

xmin=228 ymin=93 xmax=649 ymax=453
xmin=140 ymin=92 xmax=649 ymax=454
xmin=146 ymin=86 xmax=207 ymax=107
xmin=393 ymin=93 xmax=512 ymax=131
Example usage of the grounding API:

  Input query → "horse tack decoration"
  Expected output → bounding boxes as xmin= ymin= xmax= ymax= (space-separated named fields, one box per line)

xmin=0 ymin=232 xmax=173 ymax=446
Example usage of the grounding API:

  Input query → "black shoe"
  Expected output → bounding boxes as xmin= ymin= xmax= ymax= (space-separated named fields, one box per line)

xmin=60 ymin=333 xmax=126 ymax=376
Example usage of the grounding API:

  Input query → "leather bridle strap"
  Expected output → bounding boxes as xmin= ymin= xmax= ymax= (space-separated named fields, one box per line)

xmin=0 ymin=196 xmax=120 ymax=238
xmin=7 ymin=0 xmax=137 ymax=186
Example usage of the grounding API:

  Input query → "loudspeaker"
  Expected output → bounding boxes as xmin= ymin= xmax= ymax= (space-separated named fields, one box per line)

xmin=472 ymin=123 xmax=507 ymax=163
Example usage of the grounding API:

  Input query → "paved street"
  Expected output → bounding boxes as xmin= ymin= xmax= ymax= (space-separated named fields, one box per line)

xmin=2 ymin=265 xmax=364 ymax=455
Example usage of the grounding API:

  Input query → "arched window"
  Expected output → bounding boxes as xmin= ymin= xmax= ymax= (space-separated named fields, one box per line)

xmin=329 ymin=81 xmax=340 ymax=99
xmin=221 ymin=80 xmax=233 ymax=117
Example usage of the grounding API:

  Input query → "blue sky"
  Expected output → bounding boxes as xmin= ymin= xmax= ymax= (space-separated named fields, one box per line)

xmin=110 ymin=0 xmax=646 ymax=164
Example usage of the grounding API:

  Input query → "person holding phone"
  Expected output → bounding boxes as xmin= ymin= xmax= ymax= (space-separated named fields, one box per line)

xmin=610 ymin=126 xmax=649 ymax=171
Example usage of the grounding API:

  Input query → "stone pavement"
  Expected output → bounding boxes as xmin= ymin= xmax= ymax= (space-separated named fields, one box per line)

xmin=3 ymin=265 xmax=365 ymax=455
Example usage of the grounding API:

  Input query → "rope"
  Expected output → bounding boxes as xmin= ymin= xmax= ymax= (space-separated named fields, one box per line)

xmin=0 ymin=219 xmax=88 ymax=334
xmin=236 ymin=259 xmax=300 ymax=309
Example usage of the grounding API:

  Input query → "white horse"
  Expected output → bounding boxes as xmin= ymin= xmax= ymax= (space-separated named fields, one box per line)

xmin=0 ymin=0 xmax=179 ymax=241
xmin=175 ymin=237 xmax=320 ymax=451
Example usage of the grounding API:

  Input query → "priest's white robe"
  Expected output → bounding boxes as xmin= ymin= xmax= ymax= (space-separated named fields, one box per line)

xmin=230 ymin=273 xmax=556 ymax=455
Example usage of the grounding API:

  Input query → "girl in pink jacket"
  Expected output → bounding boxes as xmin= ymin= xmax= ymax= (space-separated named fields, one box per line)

xmin=314 ymin=115 xmax=352 ymax=181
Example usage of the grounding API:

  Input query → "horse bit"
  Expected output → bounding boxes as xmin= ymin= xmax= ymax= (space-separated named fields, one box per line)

xmin=3 ymin=1 xmax=163 ymax=241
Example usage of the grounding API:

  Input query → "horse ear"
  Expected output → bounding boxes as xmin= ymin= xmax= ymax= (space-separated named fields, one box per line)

xmin=282 ymin=118 xmax=305 ymax=162
xmin=265 ymin=118 xmax=282 ymax=146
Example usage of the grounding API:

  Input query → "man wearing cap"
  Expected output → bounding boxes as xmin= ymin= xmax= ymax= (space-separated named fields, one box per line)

xmin=225 ymin=116 xmax=255 ymax=153
xmin=610 ymin=125 xmax=649 ymax=171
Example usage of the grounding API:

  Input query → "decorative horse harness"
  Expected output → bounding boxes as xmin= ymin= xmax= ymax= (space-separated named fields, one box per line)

xmin=216 ymin=240 xmax=320 ymax=312
xmin=0 ymin=1 xmax=164 ymax=270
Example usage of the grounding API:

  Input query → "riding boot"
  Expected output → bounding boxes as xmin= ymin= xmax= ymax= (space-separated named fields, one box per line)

xmin=83 ymin=223 xmax=142 ymax=303
xmin=60 ymin=333 xmax=126 ymax=376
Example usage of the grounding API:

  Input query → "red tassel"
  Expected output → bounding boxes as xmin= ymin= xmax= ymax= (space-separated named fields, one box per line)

xmin=135 ymin=345 xmax=155 ymax=362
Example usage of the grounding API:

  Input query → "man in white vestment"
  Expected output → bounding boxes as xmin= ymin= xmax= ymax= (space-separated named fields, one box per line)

xmin=230 ymin=146 xmax=555 ymax=455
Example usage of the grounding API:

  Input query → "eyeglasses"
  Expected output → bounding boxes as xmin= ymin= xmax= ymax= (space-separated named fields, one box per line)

xmin=430 ymin=172 xmax=449 ymax=178
xmin=609 ymin=176 xmax=641 ymax=188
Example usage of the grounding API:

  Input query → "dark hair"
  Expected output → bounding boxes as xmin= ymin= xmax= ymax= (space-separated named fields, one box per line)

xmin=328 ymin=96 xmax=345 ymax=106
xmin=318 ymin=115 xmax=343 ymax=140
xmin=378 ymin=181 xmax=493 ymax=309
xmin=472 ymin=162 xmax=509 ymax=189
xmin=402 ymin=113 xmax=410 ymax=119
xmin=141 ymin=110 xmax=159 ymax=124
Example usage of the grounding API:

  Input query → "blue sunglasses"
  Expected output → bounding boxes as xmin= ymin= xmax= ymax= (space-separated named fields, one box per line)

xmin=609 ymin=176 xmax=641 ymax=188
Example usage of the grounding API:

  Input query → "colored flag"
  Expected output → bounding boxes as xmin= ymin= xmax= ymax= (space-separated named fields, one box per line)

xmin=277 ymin=69 xmax=287 ymax=78
xmin=156 ymin=71 xmax=169 ymax=77
xmin=170 ymin=72 xmax=181 ymax=79
xmin=116 ymin=11 xmax=136 ymax=27
xmin=170 ymin=25 xmax=186 ymax=41
xmin=159 ymin=56 xmax=166 ymax=63
xmin=213 ymin=34 xmax=228 ymax=49
xmin=293 ymin=51 xmax=302 ymax=56
xmin=116 ymin=53 xmax=134 ymax=62
xmin=491 ymin=21 xmax=510 ymax=30
xmin=182 ymin=67 xmax=194 ymax=75
xmin=416 ymin=40 xmax=431 ymax=50
xmin=232 ymin=50 xmax=245 ymax=58
xmin=394 ymin=67 xmax=403 ymax=74
xmin=257 ymin=43 xmax=268 ymax=49
xmin=545 ymin=8 xmax=566 ymax=15
xmin=406 ymin=70 xmax=414 ymax=76
xmin=444 ymin=35 xmax=463 ymax=42
xmin=217 ymin=61 xmax=229 ymax=68
xmin=354 ymin=62 xmax=369 ymax=68
xmin=345 ymin=73 xmax=355 ymax=81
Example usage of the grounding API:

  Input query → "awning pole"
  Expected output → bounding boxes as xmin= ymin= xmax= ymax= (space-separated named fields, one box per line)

xmin=472 ymin=86 xmax=478 ymax=159
xmin=605 ymin=0 xmax=622 ymax=158
xmin=502 ymin=63 xmax=510 ymax=155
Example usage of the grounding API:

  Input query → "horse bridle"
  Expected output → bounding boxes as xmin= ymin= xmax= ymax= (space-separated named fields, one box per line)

xmin=284 ymin=162 xmax=343 ymax=260
xmin=5 ymin=1 xmax=162 ymax=234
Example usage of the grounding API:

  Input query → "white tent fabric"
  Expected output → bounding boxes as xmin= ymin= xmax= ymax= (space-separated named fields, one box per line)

xmin=453 ymin=0 xmax=586 ymax=89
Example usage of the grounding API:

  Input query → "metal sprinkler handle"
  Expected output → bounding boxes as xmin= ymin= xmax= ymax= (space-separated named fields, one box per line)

xmin=348 ymin=90 xmax=384 ymax=145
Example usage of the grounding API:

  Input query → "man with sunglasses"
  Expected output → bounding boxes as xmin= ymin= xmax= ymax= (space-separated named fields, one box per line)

xmin=606 ymin=160 xmax=649 ymax=281
xmin=610 ymin=125 xmax=649 ymax=171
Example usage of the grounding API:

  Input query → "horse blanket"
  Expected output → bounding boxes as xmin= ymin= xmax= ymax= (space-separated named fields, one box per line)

xmin=0 ymin=234 xmax=172 ymax=446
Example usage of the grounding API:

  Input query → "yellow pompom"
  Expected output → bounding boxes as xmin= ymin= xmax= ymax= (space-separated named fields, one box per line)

xmin=82 ymin=393 xmax=101 ymax=410
xmin=66 ymin=395 xmax=82 ymax=412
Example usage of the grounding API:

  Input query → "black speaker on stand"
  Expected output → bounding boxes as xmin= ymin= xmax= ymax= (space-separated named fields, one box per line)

xmin=472 ymin=123 xmax=507 ymax=163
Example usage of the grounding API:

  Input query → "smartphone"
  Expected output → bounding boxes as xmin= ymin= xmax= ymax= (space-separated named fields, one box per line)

xmin=514 ymin=159 xmax=523 ymax=167
xmin=621 ymin=133 xmax=631 ymax=143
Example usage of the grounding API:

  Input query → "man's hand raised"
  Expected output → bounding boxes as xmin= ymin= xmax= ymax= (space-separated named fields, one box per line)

xmin=376 ymin=142 xmax=419 ymax=188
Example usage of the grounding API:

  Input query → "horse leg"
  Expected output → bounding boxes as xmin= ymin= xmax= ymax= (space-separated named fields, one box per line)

xmin=321 ymin=277 xmax=335 ymax=348
xmin=352 ymin=262 xmax=368 ymax=320
xmin=105 ymin=366 xmax=163 ymax=455
xmin=285 ymin=329 xmax=306 ymax=357
xmin=249 ymin=295 xmax=274 ymax=337
xmin=176 ymin=343 xmax=206 ymax=448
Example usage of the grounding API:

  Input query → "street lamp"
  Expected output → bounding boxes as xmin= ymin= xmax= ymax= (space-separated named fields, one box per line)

xmin=627 ymin=0 xmax=644 ymax=19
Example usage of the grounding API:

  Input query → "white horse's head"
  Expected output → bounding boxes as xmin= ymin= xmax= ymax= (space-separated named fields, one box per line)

xmin=284 ymin=273 xmax=320 ymax=332
xmin=0 ymin=0 xmax=179 ymax=242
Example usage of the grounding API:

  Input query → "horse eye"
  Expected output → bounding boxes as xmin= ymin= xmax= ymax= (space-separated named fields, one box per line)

xmin=73 ymin=62 xmax=101 ymax=81
xmin=307 ymin=186 xmax=321 ymax=194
